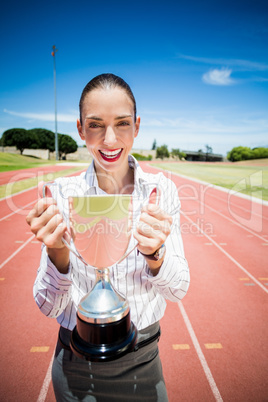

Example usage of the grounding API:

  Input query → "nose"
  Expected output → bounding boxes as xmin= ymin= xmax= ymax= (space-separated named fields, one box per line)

xmin=103 ymin=126 xmax=117 ymax=147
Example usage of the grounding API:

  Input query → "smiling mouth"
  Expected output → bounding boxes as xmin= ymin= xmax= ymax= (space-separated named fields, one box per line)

xmin=99 ymin=148 xmax=123 ymax=161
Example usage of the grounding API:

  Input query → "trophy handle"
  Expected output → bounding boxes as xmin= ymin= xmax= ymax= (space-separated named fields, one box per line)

xmin=61 ymin=237 xmax=88 ymax=266
xmin=42 ymin=181 xmax=68 ymax=199
xmin=42 ymin=181 xmax=88 ymax=265
xmin=116 ymin=186 xmax=160 ymax=264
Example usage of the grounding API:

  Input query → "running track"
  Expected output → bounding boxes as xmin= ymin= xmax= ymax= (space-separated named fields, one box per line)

xmin=0 ymin=162 xmax=267 ymax=401
xmin=0 ymin=165 xmax=78 ymax=186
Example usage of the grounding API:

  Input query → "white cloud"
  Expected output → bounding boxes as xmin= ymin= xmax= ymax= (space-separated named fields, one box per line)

xmin=252 ymin=77 xmax=268 ymax=82
xmin=141 ymin=115 xmax=268 ymax=136
xmin=178 ymin=54 xmax=268 ymax=71
xmin=135 ymin=110 xmax=268 ymax=154
xmin=141 ymin=118 xmax=164 ymax=127
xmin=3 ymin=109 xmax=78 ymax=123
xmin=202 ymin=68 xmax=235 ymax=86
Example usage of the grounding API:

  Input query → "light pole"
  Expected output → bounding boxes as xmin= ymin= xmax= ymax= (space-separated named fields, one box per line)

xmin=52 ymin=45 xmax=59 ymax=161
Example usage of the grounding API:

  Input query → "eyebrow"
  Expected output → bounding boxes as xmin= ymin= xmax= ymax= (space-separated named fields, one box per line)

xmin=85 ymin=115 xmax=103 ymax=121
xmin=115 ymin=115 xmax=132 ymax=120
xmin=85 ymin=114 xmax=132 ymax=121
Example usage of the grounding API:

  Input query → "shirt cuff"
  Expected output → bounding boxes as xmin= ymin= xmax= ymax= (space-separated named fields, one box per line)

xmin=144 ymin=253 xmax=186 ymax=287
xmin=39 ymin=246 xmax=72 ymax=292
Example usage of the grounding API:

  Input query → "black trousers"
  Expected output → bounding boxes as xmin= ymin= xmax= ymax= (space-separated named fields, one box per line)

xmin=52 ymin=323 xmax=168 ymax=401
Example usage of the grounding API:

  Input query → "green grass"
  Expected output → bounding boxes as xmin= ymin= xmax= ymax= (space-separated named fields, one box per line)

xmin=151 ymin=160 xmax=268 ymax=201
xmin=0 ymin=153 xmax=89 ymax=199
xmin=0 ymin=152 xmax=91 ymax=171
xmin=1 ymin=167 xmax=85 ymax=199
xmin=0 ymin=152 xmax=60 ymax=172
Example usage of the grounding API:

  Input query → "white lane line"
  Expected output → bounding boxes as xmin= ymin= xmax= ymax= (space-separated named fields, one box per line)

xmin=181 ymin=212 xmax=268 ymax=294
xmin=200 ymin=199 xmax=267 ymax=243
xmin=0 ymin=200 xmax=36 ymax=222
xmin=36 ymin=354 xmax=54 ymax=402
xmin=149 ymin=164 xmax=267 ymax=242
xmin=147 ymin=163 xmax=268 ymax=206
xmin=178 ymin=301 xmax=223 ymax=402
xmin=207 ymin=191 xmax=268 ymax=222
xmin=0 ymin=235 xmax=35 ymax=269
xmin=0 ymin=185 xmax=37 ymax=201
xmin=180 ymin=189 xmax=268 ymax=243
xmin=1 ymin=167 xmax=86 ymax=202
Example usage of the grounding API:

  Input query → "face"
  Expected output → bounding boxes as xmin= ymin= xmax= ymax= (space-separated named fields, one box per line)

xmin=77 ymin=87 xmax=140 ymax=175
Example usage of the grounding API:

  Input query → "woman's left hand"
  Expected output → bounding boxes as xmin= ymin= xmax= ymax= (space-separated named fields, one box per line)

xmin=134 ymin=203 xmax=173 ymax=257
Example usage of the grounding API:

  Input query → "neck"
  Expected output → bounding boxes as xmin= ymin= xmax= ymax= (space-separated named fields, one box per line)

xmin=94 ymin=162 xmax=134 ymax=194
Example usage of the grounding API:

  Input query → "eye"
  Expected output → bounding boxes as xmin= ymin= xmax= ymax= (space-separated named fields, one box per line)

xmin=117 ymin=121 xmax=130 ymax=127
xmin=88 ymin=122 xmax=101 ymax=129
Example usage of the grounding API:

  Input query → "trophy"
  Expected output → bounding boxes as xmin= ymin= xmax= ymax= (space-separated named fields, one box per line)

xmin=43 ymin=183 xmax=139 ymax=362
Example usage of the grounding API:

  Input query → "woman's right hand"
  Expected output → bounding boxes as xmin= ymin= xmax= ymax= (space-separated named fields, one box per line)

xmin=26 ymin=181 xmax=70 ymax=273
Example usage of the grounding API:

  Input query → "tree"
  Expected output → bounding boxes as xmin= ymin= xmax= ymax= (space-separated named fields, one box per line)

xmin=1 ymin=128 xmax=38 ymax=154
xmin=58 ymin=134 xmax=78 ymax=159
xmin=131 ymin=153 xmax=152 ymax=161
xmin=197 ymin=149 xmax=206 ymax=161
xmin=28 ymin=128 xmax=55 ymax=152
xmin=227 ymin=146 xmax=253 ymax=162
xmin=156 ymin=144 xmax=169 ymax=159
xmin=152 ymin=139 xmax=157 ymax=150
xmin=171 ymin=148 xmax=186 ymax=160
xmin=1 ymin=127 xmax=78 ymax=158
xmin=227 ymin=146 xmax=268 ymax=162
xmin=2 ymin=128 xmax=27 ymax=147
xmin=252 ymin=147 xmax=268 ymax=159
xmin=205 ymin=145 xmax=213 ymax=154
xmin=205 ymin=144 xmax=213 ymax=161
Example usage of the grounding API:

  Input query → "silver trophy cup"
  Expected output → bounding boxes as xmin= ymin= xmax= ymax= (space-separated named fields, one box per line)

xmin=43 ymin=184 xmax=138 ymax=361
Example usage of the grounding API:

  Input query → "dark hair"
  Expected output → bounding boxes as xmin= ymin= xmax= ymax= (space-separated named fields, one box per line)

xmin=79 ymin=73 xmax=137 ymax=124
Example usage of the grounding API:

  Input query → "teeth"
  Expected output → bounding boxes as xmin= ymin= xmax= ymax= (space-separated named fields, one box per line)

xmin=100 ymin=149 xmax=122 ymax=157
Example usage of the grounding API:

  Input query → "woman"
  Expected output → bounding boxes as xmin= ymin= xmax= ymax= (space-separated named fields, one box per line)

xmin=27 ymin=73 xmax=190 ymax=401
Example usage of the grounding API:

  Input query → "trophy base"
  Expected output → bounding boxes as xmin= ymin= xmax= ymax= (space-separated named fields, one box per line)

xmin=70 ymin=312 xmax=137 ymax=362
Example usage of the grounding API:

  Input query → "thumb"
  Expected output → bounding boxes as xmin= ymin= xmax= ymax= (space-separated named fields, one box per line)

xmin=38 ymin=181 xmax=52 ymax=198
xmin=149 ymin=187 xmax=161 ymax=205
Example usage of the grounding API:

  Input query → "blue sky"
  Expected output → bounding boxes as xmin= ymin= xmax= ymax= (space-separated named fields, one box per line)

xmin=1 ymin=0 xmax=267 ymax=156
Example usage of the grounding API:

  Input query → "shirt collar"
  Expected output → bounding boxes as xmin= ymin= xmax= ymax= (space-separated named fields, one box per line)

xmin=84 ymin=155 xmax=147 ymax=195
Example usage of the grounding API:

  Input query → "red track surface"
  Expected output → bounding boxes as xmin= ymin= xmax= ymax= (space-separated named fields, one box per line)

xmin=0 ymin=162 xmax=267 ymax=401
xmin=0 ymin=165 xmax=77 ymax=185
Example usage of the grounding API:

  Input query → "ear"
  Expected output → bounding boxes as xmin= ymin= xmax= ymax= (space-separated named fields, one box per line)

xmin=134 ymin=116 xmax=140 ymax=138
xmin=77 ymin=119 xmax=85 ymax=140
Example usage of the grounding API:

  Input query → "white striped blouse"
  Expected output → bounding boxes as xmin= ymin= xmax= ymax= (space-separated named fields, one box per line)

xmin=33 ymin=156 xmax=190 ymax=331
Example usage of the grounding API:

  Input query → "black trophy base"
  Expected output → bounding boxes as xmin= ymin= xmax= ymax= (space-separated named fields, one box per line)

xmin=70 ymin=312 xmax=137 ymax=362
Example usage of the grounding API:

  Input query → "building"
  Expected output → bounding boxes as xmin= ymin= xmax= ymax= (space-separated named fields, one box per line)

xmin=183 ymin=150 xmax=223 ymax=162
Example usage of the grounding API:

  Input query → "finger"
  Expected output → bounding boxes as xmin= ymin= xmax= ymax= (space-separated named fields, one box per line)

xmin=45 ymin=222 xmax=68 ymax=249
xmin=148 ymin=204 xmax=173 ymax=225
xmin=133 ymin=230 xmax=161 ymax=255
xmin=62 ymin=228 xmax=72 ymax=245
xmin=136 ymin=220 xmax=167 ymax=243
xmin=136 ymin=220 xmax=154 ymax=238
xmin=149 ymin=187 xmax=161 ymax=205
xmin=139 ymin=209 xmax=173 ymax=231
xmin=43 ymin=213 xmax=66 ymax=235
xmin=38 ymin=181 xmax=52 ymax=198
xmin=26 ymin=198 xmax=57 ymax=225
xmin=38 ymin=181 xmax=44 ymax=198
xmin=138 ymin=215 xmax=161 ymax=235
xmin=36 ymin=213 xmax=66 ymax=247
xmin=28 ymin=204 xmax=60 ymax=236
